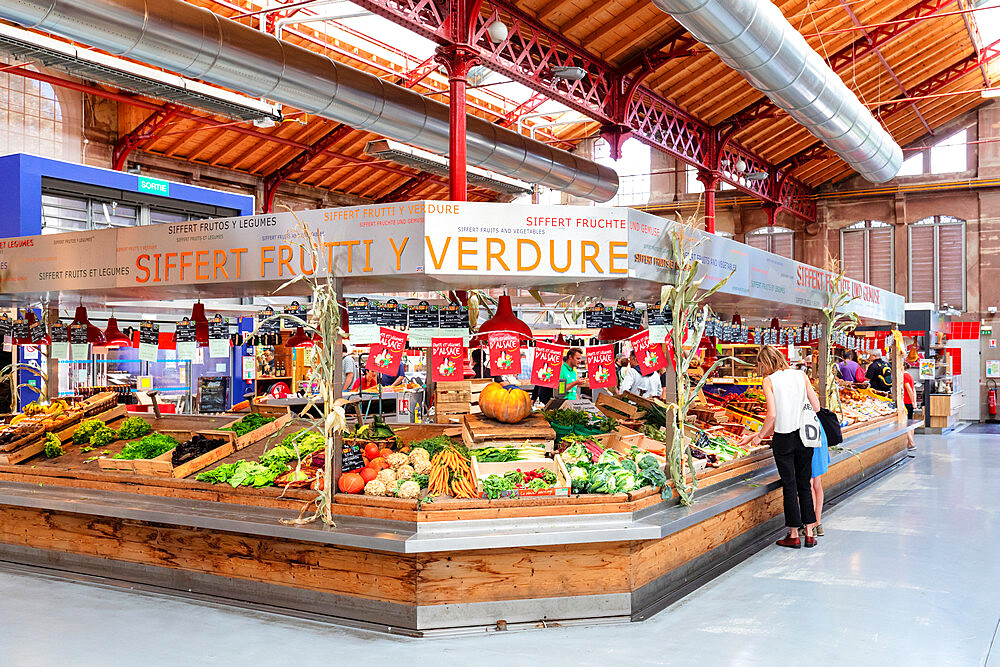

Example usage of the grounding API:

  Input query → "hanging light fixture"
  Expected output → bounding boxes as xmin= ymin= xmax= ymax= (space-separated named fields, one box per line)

xmin=103 ymin=317 xmax=132 ymax=348
xmin=191 ymin=302 xmax=210 ymax=347
xmin=285 ymin=326 xmax=313 ymax=348
xmin=474 ymin=295 xmax=532 ymax=342
xmin=72 ymin=306 xmax=106 ymax=344
xmin=23 ymin=311 xmax=51 ymax=346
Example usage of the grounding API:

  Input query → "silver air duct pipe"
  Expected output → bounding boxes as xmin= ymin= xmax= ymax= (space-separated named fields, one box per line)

xmin=0 ymin=0 xmax=618 ymax=201
xmin=653 ymin=0 xmax=902 ymax=183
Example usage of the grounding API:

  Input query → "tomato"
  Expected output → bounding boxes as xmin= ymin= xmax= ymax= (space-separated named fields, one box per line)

xmin=366 ymin=457 xmax=386 ymax=472
xmin=359 ymin=467 xmax=377 ymax=483
xmin=364 ymin=442 xmax=380 ymax=459
xmin=379 ymin=447 xmax=394 ymax=460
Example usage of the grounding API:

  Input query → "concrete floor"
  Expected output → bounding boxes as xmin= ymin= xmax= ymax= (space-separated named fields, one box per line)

xmin=1 ymin=432 xmax=997 ymax=667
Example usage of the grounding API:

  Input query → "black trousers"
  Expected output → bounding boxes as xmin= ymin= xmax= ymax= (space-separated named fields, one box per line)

xmin=771 ymin=431 xmax=817 ymax=528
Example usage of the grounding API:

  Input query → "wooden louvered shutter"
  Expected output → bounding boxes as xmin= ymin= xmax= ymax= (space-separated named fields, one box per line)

xmin=909 ymin=225 xmax=935 ymax=303
xmin=937 ymin=223 xmax=965 ymax=310
xmin=841 ymin=230 xmax=866 ymax=283
xmin=867 ymin=226 xmax=894 ymax=291
xmin=771 ymin=231 xmax=793 ymax=259
xmin=746 ymin=233 xmax=768 ymax=251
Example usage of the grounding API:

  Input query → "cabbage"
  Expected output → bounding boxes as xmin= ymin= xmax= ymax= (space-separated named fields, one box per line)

xmin=562 ymin=441 xmax=589 ymax=465
xmin=641 ymin=467 xmax=667 ymax=488
xmin=637 ymin=454 xmax=659 ymax=470
xmin=613 ymin=470 xmax=637 ymax=492
xmin=590 ymin=469 xmax=617 ymax=494
xmin=597 ymin=449 xmax=621 ymax=466
xmin=621 ymin=458 xmax=638 ymax=474
xmin=569 ymin=465 xmax=590 ymax=483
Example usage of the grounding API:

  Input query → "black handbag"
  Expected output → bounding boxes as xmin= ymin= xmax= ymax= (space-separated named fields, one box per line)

xmin=817 ymin=408 xmax=843 ymax=447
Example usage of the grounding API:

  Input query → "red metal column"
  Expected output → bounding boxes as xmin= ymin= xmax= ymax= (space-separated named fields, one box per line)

xmin=696 ymin=169 xmax=721 ymax=233
xmin=435 ymin=44 xmax=479 ymax=201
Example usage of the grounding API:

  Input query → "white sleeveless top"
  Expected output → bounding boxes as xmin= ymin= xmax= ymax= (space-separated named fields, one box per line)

xmin=768 ymin=368 xmax=807 ymax=434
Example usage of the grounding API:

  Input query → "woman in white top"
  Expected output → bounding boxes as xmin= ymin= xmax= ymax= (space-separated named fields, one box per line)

xmin=739 ymin=346 xmax=821 ymax=549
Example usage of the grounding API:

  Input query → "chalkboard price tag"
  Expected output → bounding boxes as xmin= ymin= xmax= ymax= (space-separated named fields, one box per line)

xmin=68 ymin=323 xmax=89 ymax=345
xmin=0 ymin=314 xmax=10 ymax=338
xmin=342 ymin=442 xmax=365 ymax=472
xmin=50 ymin=322 xmax=68 ymax=343
xmin=379 ymin=298 xmax=408 ymax=328
xmin=29 ymin=321 xmax=47 ymax=344
xmin=613 ymin=302 xmax=643 ymax=330
xmin=584 ymin=303 xmax=614 ymax=329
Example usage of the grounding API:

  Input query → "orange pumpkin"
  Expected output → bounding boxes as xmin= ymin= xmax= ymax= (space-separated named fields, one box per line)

xmin=479 ymin=382 xmax=533 ymax=424
xmin=359 ymin=467 xmax=378 ymax=483
xmin=366 ymin=457 xmax=386 ymax=472
xmin=379 ymin=447 xmax=394 ymax=460
xmin=338 ymin=472 xmax=365 ymax=494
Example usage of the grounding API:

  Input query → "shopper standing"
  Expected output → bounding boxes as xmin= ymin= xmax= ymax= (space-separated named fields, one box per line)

xmin=865 ymin=353 xmax=892 ymax=392
xmin=342 ymin=345 xmax=357 ymax=393
xmin=811 ymin=420 xmax=830 ymax=536
xmin=739 ymin=346 xmax=820 ymax=548
xmin=837 ymin=351 xmax=863 ymax=383
xmin=618 ymin=352 xmax=642 ymax=394
xmin=903 ymin=370 xmax=917 ymax=451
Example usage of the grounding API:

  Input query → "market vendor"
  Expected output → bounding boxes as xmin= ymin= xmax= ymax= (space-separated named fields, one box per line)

xmin=619 ymin=352 xmax=642 ymax=394
xmin=342 ymin=345 xmax=357 ymax=393
xmin=560 ymin=347 xmax=587 ymax=399
xmin=379 ymin=359 xmax=407 ymax=389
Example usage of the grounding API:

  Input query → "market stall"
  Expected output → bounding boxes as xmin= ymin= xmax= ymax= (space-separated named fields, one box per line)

xmin=0 ymin=201 xmax=915 ymax=635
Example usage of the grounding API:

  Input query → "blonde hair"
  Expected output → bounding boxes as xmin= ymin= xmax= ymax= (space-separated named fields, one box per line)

xmin=755 ymin=345 xmax=789 ymax=377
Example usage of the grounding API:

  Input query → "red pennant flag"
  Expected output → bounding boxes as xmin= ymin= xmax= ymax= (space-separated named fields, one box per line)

xmin=366 ymin=327 xmax=408 ymax=375
xmin=488 ymin=332 xmax=522 ymax=375
xmin=430 ymin=337 xmax=465 ymax=382
xmin=629 ymin=330 xmax=667 ymax=375
xmin=531 ymin=341 xmax=564 ymax=388
xmin=586 ymin=344 xmax=617 ymax=389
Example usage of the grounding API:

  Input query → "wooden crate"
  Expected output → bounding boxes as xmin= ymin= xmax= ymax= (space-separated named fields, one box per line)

xmin=219 ymin=412 xmax=292 ymax=450
xmin=594 ymin=426 xmax=642 ymax=451
xmin=461 ymin=413 xmax=556 ymax=451
xmin=100 ymin=429 xmax=237 ymax=478
xmin=595 ymin=393 xmax=647 ymax=420
xmin=435 ymin=381 xmax=471 ymax=424
xmin=470 ymin=454 xmax=570 ymax=498
xmin=79 ymin=391 xmax=118 ymax=417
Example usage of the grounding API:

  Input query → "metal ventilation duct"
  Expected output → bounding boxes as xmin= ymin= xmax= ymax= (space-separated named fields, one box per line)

xmin=652 ymin=0 xmax=902 ymax=183
xmin=0 ymin=0 xmax=618 ymax=201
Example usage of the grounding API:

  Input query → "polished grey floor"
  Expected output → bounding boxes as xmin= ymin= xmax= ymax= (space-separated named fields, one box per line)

xmin=1 ymin=432 xmax=997 ymax=667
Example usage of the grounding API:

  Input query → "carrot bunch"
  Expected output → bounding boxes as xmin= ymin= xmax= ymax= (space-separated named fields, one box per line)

xmin=428 ymin=447 xmax=477 ymax=498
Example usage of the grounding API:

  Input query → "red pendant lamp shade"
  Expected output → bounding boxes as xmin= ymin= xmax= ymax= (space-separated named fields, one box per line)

xmin=23 ymin=311 xmax=51 ymax=346
xmin=599 ymin=299 xmax=640 ymax=342
xmin=73 ymin=306 xmax=106 ymax=344
xmin=191 ymin=302 xmax=210 ymax=347
xmin=103 ymin=317 xmax=132 ymax=348
xmin=286 ymin=327 xmax=313 ymax=348
xmin=476 ymin=295 xmax=532 ymax=341
xmin=554 ymin=333 xmax=568 ymax=346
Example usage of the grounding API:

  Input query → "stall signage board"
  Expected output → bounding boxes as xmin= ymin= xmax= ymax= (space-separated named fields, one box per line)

xmin=584 ymin=303 xmax=614 ymax=329
xmin=614 ymin=302 xmax=644 ymax=330
xmin=431 ymin=337 xmax=464 ymax=382
xmin=347 ymin=297 xmax=379 ymax=345
xmin=919 ymin=359 xmax=935 ymax=380
xmin=408 ymin=301 xmax=439 ymax=347
xmin=488 ymin=332 xmax=522 ymax=375
xmin=175 ymin=318 xmax=197 ymax=360
xmin=282 ymin=301 xmax=309 ymax=328
xmin=208 ymin=314 xmax=230 ymax=358
xmin=379 ymin=299 xmax=408 ymax=329
xmin=138 ymin=321 xmax=160 ymax=363
xmin=50 ymin=321 xmax=68 ymax=360
xmin=647 ymin=303 xmax=671 ymax=344
xmin=439 ymin=303 xmax=469 ymax=344
xmin=68 ymin=322 xmax=89 ymax=359
xmin=342 ymin=441 xmax=365 ymax=473
xmin=531 ymin=341 xmax=565 ymax=388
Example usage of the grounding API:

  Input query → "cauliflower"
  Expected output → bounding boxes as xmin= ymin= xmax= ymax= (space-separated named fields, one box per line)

xmin=409 ymin=448 xmax=430 ymax=465
xmin=396 ymin=480 xmax=420 ymax=499
xmin=386 ymin=452 xmax=409 ymax=469
xmin=364 ymin=479 xmax=387 ymax=496
xmin=395 ymin=464 xmax=414 ymax=480
xmin=377 ymin=468 xmax=397 ymax=486
xmin=412 ymin=458 xmax=431 ymax=475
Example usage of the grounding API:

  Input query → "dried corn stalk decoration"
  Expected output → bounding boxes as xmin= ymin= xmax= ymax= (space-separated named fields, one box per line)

xmin=821 ymin=259 xmax=859 ymax=414
xmin=250 ymin=209 xmax=348 ymax=526
xmin=660 ymin=222 xmax=736 ymax=506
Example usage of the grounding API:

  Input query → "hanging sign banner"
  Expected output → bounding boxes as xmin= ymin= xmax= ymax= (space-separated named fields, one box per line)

xmin=50 ymin=321 xmax=68 ymax=360
xmin=138 ymin=321 xmax=160 ymax=363
xmin=208 ymin=314 xmax=230 ymax=358
xmin=430 ymin=337 xmax=465 ymax=382
xmin=531 ymin=341 xmax=564 ymax=388
xmin=366 ymin=327 xmax=407 ymax=375
xmin=488 ymin=332 xmax=522 ymax=375
xmin=629 ymin=330 xmax=667 ymax=375
xmin=585 ymin=344 xmax=617 ymax=389
xmin=175 ymin=317 xmax=197 ymax=360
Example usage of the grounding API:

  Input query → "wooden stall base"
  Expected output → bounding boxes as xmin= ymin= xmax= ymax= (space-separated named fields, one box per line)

xmin=0 ymin=426 xmax=910 ymax=635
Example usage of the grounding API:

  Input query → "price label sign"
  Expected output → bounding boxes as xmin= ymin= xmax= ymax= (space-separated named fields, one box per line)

xmin=584 ymin=303 xmax=614 ymax=329
xmin=138 ymin=321 xmax=160 ymax=363
xmin=69 ymin=322 xmax=89 ymax=359
xmin=347 ymin=297 xmax=380 ymax=345
xmin=408 ymin=301 xmax=439 ymax=347
xmin=175 ymin=317 xmax=197 ymax=360
xmin=208 ymin=314 xmax=230 ymax=358
xmin=50 ymin=321 xmax=69 ymax=360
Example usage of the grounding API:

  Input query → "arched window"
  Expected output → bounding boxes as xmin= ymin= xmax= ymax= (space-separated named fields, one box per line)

xmin=594 ymin=137 xmax=650 ymax=206
xmin=0 ymin=59 xmax=82 ymax=161
xmin=840 ymin=220 xmax=893 ymax=291
xmin=714 ymin=230 xmax=734 ymax=239
xmin=909 ymin=215 xmax=965 ymax=310
xmin=746 ymin=226 xmax=794 ymax=259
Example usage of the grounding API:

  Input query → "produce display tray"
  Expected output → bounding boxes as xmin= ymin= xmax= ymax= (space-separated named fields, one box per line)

xmin=99 ymin=429 xmax=237 ymax=478
xmin=595 ymin=393 xmax=647 ymax=420
xmin=461 ymin=413 xmax=556 ymax=451
xmin=470 ymin=455 xmax=571 ymax=499
xmin=220 ymin=412 xmax=291 ymax=449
